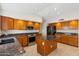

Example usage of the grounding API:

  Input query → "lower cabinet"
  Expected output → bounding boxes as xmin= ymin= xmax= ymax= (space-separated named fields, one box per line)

xmin=68 ymin=35 xmax=78 ymax=47
xmin=61 ymin=35 xmax=69 ymax=44
xmin=16 ymin=35 xmax=28 ymax=47
xmin=56 ymin=34 xmax=78 ymax=47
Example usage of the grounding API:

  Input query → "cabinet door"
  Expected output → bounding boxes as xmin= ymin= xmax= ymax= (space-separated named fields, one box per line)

xmin=2 ymin=16 xmax=14 ymax=30
xmin=16 ymin=35 xmax=28 ymax=47
xmin=14 ymin=20 xmax=26 ymax=30
xmin=68 ymin=36 xmax=78 ymax=47
xmin=69 ymin=20 xmax=78 ymax=29
xmin=62 ymin=35 xmax=68 ymax=44
xmin=56 ymin=34 xmax=62 ymax=42
xmin=34 ymin=23 xmax=40 ymax=30
xmin=22 ymin=35 xmax=28 ymax=47
xmin=55 ymin=23 xmax=62 ymax=30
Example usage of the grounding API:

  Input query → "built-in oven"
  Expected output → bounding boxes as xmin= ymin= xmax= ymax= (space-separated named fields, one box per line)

xmin=28 ymin=34 xmax=36 ymax=46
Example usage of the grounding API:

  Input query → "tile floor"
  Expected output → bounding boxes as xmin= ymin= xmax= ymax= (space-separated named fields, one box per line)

xmin=23 ymin=43 xmax=79 ymax=56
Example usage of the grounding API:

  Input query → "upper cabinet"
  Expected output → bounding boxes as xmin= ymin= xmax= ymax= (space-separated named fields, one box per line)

xmin=34 ymin=23 xmax=40 ymax=30
xmin=26 ymin=21 xmax=40 ymax=30
xmin=61 ymin=21 xmax=69 ymax=30
xmin=49 ymin=20 xmax=78 ymax=30
xmin=14 ymin=20 xmax=26 ymax=30
xmin=27 ymin=22 xmax=33 ymax=26
xmin=62 ymin=20 xmax=78 ymax=30
xmin=1 ymin=16 xmax=41 ymax=30
xmin=69 ymin=20 xmax=78 ymax=29
xmin=55 ymin=22 xmax=62 ymax=30
xmin=2 ymin=16 xmax=14 ymax=30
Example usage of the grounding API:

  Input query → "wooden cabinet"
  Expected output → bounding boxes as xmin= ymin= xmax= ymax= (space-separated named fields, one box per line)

xmin=68 ymin=35 xmax=78 ymax=47
xmin=56 ymin=33 xmax=78 ymax=47
xmin=26 ymin=22 xmax=40 ymax=30
xmin=55 ymin=22 xmax=62 ymax=30
xmin=50 ymin=20 xmax=78 ymax=30
xmin=34 ymin=23 xmax=40 ymax=30
xmin=37 ymin=39 xmax=57 ymax=56
xmin=16 ymin=35 xmax=28 ymax=47
xmin=27 ymin=21 xmax=33 ymax=26
xmin=69 ymin=20 xmax=78 ymax=29
xmin=1 ymin=16 xmax=14 ymax=30
xmin=56 ymin=34 xmax=61 ymax=42
xmin=61 ymin=35 xmax=69 ymax=44
xmin=62 ymin=21 xmax=69 ymax=30
xmin=56 ymin=34 xmax=65 ymax=43
xmin=36 ymin=34 xmax=57 ymax=56
xmin=14 ymin=20 xmax=26 ymax=30
xmin=1 ymin=16 xmax=41 ymax=30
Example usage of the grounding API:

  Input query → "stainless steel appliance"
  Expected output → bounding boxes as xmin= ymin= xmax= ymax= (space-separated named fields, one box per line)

xmin=47 ymin=26 xmax=56 ymax=39
xmin=28 ymin=34 xmax=36 ymax=46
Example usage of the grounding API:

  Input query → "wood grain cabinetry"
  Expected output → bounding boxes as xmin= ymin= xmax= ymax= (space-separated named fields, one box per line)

xmin=36 ymin=34 xmax=57 ymax=56
xmin=16 ymin=35 xmax=28 ymax=47
xmin=68 ymin=35 xmax=78 ymax=47
xmin=14 ymin=20 xmax=41 ymax=30
xmin=61 ymin=35 xmax=69 ymax=44
xmin=1 ymin=16 xmax=41 ymax=30
xmin=1 ymin=16 xmax=14 ymax=30
xmin=55 ymin=22 xmax=62 ymax=30
xmin=49 ymin=20 xmax=78 ymax=30
xmin=27 ymin=21 xmax=33 ymax=26
xmin=69 ymin=20 xmax=78 ymax=29
xmin=56 ymin=34 xmax=64 ymax=43
xmin=27 ymin=22 xmax=40 ymax=30
xmin=56 ymin=33 xmax=78 ymax=47
xmin=14 ymin=20 xmax=26 ymax=30
xmin=34 ymin=23 xmax=40 ymax=30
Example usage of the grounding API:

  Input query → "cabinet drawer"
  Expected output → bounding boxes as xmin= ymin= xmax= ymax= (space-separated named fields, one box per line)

xmin=68 ymin=36 xmax=78 ymax=47
xmin=16 ymin=35 xmax=28 ymax=47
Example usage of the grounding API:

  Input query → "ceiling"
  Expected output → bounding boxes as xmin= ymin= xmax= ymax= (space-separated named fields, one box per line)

xmin=0 ymin=3 xmax=79 ymax=22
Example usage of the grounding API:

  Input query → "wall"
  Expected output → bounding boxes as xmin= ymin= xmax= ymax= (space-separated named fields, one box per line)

xmin=1 ymin=11 xmax=42 ymax=23
xmin=0 ymin=5 xmax=1 ymax=17
xmin=46 ymin=11 xmax=79 ymax=23
xmin=0 ymin=3 xmax=43 ymax=23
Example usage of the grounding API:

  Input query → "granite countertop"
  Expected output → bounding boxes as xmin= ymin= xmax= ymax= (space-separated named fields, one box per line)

xmin=0 ymin=30 xmax=39 ymax=38
xmin=1 ymin=30 xmax=39 ymax=35
xmin=57 ymin=30 xmax=78 ymax=34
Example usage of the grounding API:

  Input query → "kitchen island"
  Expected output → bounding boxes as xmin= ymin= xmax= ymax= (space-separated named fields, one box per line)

xmin=36 ymin=34 xmax=57 ymax=56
